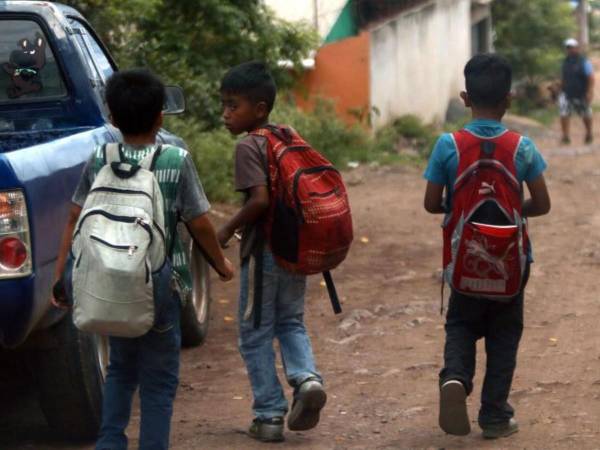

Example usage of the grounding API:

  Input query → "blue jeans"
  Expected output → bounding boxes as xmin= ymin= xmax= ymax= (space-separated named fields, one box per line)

xmin=95 ymin=266 xmax=181 ymax=450
xmin=239 ymin=250 xmax=321 ymax=420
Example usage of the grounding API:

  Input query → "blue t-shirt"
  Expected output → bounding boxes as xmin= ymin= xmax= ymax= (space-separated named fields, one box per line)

xmin=424 ymin=119 xmax=547 ymax=194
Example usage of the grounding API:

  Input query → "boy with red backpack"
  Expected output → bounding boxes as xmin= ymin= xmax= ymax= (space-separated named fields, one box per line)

xmin=424 ymin=54 xmax=550 ymax=439
xmin=218 ymin=61 xmax=352 ymax=442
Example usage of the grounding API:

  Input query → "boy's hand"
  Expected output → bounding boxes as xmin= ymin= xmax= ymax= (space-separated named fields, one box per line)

xmin=216 ymin=257 xmax=235 ymax=282
xmin=217 ymin=225 xmax=234 ymax=249
xmin=423 ymin=181 xmax=446 ymax=214
xmin=50 ymin=278 xmax=70 ymax=310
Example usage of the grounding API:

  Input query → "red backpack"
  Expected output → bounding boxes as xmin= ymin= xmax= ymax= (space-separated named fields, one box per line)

xmin=250 ymin=125 xmax=353 ymax=320
xmin=443 ymin=129 xmax=528 ymax=301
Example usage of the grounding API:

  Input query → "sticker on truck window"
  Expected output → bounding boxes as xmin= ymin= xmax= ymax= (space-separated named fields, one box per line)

xmin=0 ymin=20 xmax=66 ymax=101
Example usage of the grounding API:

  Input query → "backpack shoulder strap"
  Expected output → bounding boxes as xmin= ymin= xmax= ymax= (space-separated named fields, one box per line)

xmin=104 ymin=143 xmax=123 ymax=165
xmin=454 ymin=128 xmax=521 ymax=157
xmin=139 ymin=145 xmax=163 ymax=171
xmin=250 ymin=124 xmax=293 ymax=145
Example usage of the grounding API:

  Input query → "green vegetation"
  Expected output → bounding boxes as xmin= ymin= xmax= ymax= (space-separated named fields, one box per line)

xmin=62 ymin=1 xmax=478 ymax=203
xmin=63 ymin=0 xmax=318 ymax=129
xmin=492 ymin=0 xmax=574 ymax=121
xmin=492 ymin=0 xmax=575 ymax=83
xmin=166 ymin=103 xmax=437 ymax=203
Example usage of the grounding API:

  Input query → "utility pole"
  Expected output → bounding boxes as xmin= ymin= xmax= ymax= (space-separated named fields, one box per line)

xmin=579 ymin=0 xmax=590 ymax=49
xmin=313 ymin=0 xmax=319 ymax=33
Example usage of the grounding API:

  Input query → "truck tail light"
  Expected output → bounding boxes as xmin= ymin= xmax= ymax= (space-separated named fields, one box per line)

xmin=0 ymin=190 xmax=32 ymax=278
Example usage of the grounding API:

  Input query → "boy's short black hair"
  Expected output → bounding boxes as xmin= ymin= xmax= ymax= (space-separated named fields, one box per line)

xmin=464 ymin=54 xmax=512 ymax=108
xmin=220 ymin=61 xmax=277 ymax=112
xmin=105 ymin=69 xmax=165 ymax=135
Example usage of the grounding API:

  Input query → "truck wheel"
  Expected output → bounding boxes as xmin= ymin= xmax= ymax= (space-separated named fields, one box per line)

xmin=34 ymin=313 xmax=104 ymax=440
xmin=179 ymin=225 xmax=212 ymax=348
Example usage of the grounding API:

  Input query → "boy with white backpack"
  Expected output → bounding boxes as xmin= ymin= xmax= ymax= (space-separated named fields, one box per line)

xmin=51 ymin=69 xmax=234 ymax=450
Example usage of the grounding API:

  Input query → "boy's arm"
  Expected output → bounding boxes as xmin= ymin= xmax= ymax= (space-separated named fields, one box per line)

xmin=423 ymin=181 xmax=446 ymax=214
xmin=51 ymin=203 xmax=81 ymax=308
xmin=523 ymin=174 xmax=551 ymax=217
xmin=176 ymin=154 xmax=234 ymax=280
xmin=217 ymin=185 xmax=269 ymax=247
xmin=186 ymin=213 xmax=234 ymax=281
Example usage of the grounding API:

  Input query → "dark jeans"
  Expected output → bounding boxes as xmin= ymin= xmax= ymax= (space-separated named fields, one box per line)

xmin=439 ymin=267 xmax=529 ymax=426
xmin=95 ymin=266 xmax=181 ymax=450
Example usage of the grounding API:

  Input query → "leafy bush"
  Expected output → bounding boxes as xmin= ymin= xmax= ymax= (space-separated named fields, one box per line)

xmin=271 ymin=98 xmax=374 ymax=165
xmin=63 ymin=0 xmax=318 ymax=130
xmin=165 ymin=117 xmax=237 ymax=203
xmin=372 ymin=115 xmax=438 ymax=158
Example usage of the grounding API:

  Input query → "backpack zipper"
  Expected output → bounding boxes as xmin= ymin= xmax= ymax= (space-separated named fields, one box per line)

xmin=74 ymin=210 xmax=154 ymax=245
xmin=90 ymin=235 xmax=138 ymax=256
xmin=276 ymin=145 xmax=310 ymax=162
xmin=89 ymin=187 xmax=153 ymax=202
xmin=292 ymin=166 xmax=340 ymax=222
xmin=308 ymin=186 xmax=341 ymax=198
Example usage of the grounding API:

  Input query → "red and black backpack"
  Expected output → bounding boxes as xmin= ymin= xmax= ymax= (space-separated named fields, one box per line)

xmin=442 ymin=128 xmax=528 ymax=301
xmin=249 ymin=125 xmax=353 ymax=325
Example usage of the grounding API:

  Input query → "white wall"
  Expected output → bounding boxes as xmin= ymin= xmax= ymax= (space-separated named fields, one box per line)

xmin=370 ymin=0 xmax=472 ymax=127
xmin=264 ymin=0 xmax=348 ymax=38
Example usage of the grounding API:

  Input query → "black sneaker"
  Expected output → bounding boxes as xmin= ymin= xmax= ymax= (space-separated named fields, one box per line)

xmin=561 ymin=136 xmax=571 ymax=145
xmin=287 ymin=378 xmax=327 ymax=431
xmin=481 ymin=417 xmax=519 ymax=439
xmin=248 ymin=417 xmax=284 ymax=442
xmin=585 ymin=134 xmax=594 ymax=144
xmin=439 ymin=379 xmax=470 ymax=436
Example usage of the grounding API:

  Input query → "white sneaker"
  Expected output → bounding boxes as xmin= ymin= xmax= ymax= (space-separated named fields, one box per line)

xmin=439 ymin=380 xmax=470 ymax=435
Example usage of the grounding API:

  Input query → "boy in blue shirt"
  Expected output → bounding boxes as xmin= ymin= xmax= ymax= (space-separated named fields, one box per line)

xmin=424 ymin=54 xmax=551 ymax=439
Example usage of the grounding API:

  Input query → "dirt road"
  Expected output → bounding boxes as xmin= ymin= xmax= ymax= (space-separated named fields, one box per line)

xmin=2 ymin=114 xmax=600 ymax=449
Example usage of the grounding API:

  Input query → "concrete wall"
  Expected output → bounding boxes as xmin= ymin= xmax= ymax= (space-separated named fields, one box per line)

xmin=264 ymin=0 xmax=348 ymax=38
xmin=369 ymin=0 xmax=472 ymax=128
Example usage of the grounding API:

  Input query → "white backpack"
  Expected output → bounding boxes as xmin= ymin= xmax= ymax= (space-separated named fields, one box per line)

xmin=71 ymin=143 xmax=166 ymax=337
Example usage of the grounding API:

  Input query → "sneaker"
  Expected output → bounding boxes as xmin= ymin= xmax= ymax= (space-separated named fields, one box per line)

xmin=439 ymin=380 xmax=470 ymax=436
xmin=561 ymin=136 xmax=571 ymax=145
xmin=585 ymin=134 xmax=593 ymax=144
xmin=481 ymin=417 xmax=519 ymax=439
xmin=248 ymin=417 xmax=284 ymax=442
xmin=287 ymin=378 xmax=327 ymax=431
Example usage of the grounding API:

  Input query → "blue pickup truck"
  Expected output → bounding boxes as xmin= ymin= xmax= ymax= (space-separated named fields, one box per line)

xmin=0 ymin=1 xmax=211 ymax=439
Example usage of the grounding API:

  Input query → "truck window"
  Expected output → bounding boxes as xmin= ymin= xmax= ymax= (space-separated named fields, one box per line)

xmin=68 ymin=18 xmax=115 ymax=84
xmin=0 ymin=20 xmax=66 ymax=103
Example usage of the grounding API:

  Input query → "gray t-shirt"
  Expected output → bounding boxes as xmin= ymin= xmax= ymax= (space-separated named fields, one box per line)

xmin=72 ymin=146 xmax=210 ymax=223
xmin=234 ymin=134 xmax=269 ymax=259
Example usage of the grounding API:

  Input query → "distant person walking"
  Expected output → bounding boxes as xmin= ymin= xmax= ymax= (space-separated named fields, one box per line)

xmin=559 ymin=38 xmax=595 ymax=144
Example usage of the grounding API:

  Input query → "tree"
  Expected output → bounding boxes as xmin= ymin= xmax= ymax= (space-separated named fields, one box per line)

xmin=493 ymin=0 xmax=575 ymax=83
xmin=63 ymin=0 xmax=318 ymax=129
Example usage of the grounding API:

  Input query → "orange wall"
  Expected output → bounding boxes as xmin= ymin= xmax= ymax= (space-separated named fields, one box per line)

xmin=294 ymin=31 xmax=370 ymax=126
